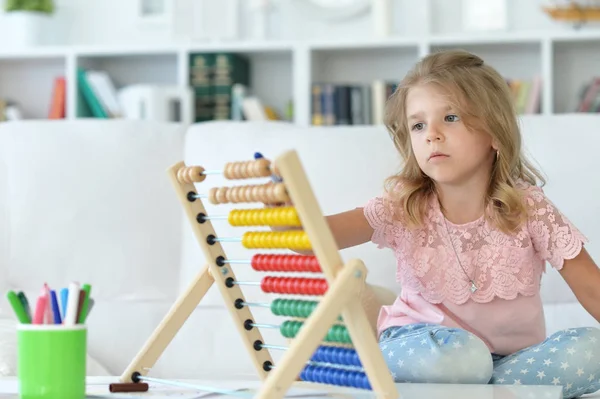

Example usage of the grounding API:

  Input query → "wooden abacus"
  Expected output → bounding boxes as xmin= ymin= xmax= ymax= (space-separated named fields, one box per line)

xmin=110 ymin=150 xmax=399 ymax=398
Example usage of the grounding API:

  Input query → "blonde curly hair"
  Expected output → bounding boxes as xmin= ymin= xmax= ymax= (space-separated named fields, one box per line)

xmin=383 ymin=49 xmax=545 ymax=234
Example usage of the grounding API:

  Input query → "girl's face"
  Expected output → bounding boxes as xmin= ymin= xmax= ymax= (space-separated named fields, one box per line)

xmin=406 ymin=83 xmax=497 ymax=187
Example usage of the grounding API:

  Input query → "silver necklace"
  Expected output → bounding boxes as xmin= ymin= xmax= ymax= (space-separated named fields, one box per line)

xmin=441 ymin=216 xmax=487 ymax=294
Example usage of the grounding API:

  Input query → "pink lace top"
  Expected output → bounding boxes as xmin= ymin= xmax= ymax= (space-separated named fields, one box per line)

xmin=364 ymin=180 xmax=588 ymax=355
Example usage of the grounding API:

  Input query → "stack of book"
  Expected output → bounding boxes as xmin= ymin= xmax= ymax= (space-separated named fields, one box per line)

xmin=189 ymin=53 xmax=250 ymax=122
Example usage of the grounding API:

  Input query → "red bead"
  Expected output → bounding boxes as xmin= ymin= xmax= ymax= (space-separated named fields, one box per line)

xmin=267 ymin=255 xmax=277 ymax=271
xmin=310 ymin=279 xmax=320 ymax=295
xmin=280 ymin=255 xmax=291 ymax=271
xmin=319 ymin=280 xmax=328 ymax=294
xmin=260 ymin=276 xmax=270 ymax=292
xmin=251 ymin=254 xmax=261 ymax=271
xmin=311 ymin=258 xmax=321 ymax=272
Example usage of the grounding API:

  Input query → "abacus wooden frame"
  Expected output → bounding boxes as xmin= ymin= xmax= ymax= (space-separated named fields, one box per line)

xmin=118 ymin=149 xmax=399 ymax=399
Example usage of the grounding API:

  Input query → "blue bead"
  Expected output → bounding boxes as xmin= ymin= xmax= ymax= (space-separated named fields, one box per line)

xmin=300 ymin=367 xmax=308 ymax=381
xmin=362 ymin=374 xmax=372 ymax=390
xmin=336 ymin=348 xmax=346 ymax=365
xmin=254 ymin=152 xmax=263 ymax=159
xmin=344 ymin=349 xmax=354 ymax=366
xmin=352 ymin=351 xmax=361 ymax=367
xmin=333 ymin=369 xmax=343 ymax=386
xmin=331 ymin=348 xmax=344 ymax=364
xmin=323 ymin=369 xmax=332 ymax=385
xmin=322 ymin=346 xmax=332 ymax=363
xmin=304 ymin=365 xmax=315 ymax=381
xmin=340 ymin=370 xmax=350 ymax=387
xmin=310 ymin=347 xmax=320 ymax=362
xmin=317 ymin=368 xmax=325 ymax=384
xmin=352 ymin=372 xmax=361 ymax=388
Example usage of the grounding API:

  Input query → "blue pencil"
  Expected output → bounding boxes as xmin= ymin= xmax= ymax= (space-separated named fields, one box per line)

xmin=50 ymin=290 xmax=62 ymax=324
xmin=60 ymin=288 xmax=68 ymax=320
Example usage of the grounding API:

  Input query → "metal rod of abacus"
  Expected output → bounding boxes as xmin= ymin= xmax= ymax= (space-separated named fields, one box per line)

xmin=210 ymin=237 xmax=242 ymax=243
xmin=201 ymin=170 xmax=223 ymax=175
xmin=221 ymin=259 xmax=251 ymax=264
xmin=248 ymin=322 xmax=280 ymax=329
xmin=239 ymin=301 xmax=271 ymax=308
xmin=231 ymin=281 xmax=262 ymax=286
xmin=197 ymin=215 xmax=228 ymax=221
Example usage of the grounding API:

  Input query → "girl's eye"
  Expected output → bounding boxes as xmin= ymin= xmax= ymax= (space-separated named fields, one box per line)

xmin=411 ymin=122 xmax=424 ymax=131
xmin=445 ymin=114 xmax=460 ymax=122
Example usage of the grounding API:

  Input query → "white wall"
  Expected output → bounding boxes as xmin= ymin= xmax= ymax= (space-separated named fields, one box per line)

xmin=0 ymin=0 xmax=575 ymax=47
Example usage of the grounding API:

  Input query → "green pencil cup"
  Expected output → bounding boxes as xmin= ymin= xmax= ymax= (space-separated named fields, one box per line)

xmin=17 ymin=324 xmax=86 ymax=399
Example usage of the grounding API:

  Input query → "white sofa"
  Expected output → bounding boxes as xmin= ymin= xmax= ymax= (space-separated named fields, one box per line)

xmin=0 ymin=115 xmax=598 ymax=383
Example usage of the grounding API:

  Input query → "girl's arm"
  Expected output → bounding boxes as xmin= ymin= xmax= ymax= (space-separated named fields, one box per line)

xmin=558 ymin=247 xmax=600 ymax=323
xmin=327 ymin=207 xmax=375 ymax=250
xmin=285 ymin=208 xmax=374 ymax=255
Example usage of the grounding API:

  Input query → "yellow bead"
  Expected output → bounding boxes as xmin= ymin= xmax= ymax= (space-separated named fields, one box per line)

xmin=302 ymin=233 xmax=311 ymax=250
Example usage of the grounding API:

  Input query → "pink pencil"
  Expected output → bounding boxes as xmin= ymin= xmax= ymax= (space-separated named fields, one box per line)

xmin=43 ymin=284 xmax=52 ymax=324
xmin=33 ymin=290 xmax=48 ymax=324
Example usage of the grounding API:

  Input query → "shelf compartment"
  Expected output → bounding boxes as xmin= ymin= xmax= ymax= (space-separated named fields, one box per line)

xmin=553 ymin=41 xmax=600 ymax=113
xmin=430 ymin=42 xmax=543 ymax=114
xmin=188 ymin=49 xmax=293 ymax=122
xmin=311 ymin=45 xmax=419 ymax=85
xmin=75 ymin=53 xmax=179 ymax=118
xmin=0 ymin=56 xmax=66 ymax=120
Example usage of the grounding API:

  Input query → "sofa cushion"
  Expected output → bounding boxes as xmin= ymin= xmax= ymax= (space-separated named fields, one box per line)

xmin=0 ymin=120 xmax=186 ymax=304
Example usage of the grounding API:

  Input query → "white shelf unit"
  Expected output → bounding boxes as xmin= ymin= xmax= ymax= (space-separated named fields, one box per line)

xmin=1 ymin=30 xmax=600 ymax=125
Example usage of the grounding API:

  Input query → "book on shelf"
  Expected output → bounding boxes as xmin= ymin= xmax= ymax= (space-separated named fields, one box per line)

xmin=577 ymin=77 xmax=600 ymax=112
xmin=312 ymin=76 xmax=542 ymax=127
xmin=506 ymin=75 xmax=542 ymax=115
xmin=49 ymin=76 xmax=66 ymax=119
xmin=311 ymin=80 xmax=395 ymax=126
xmin=189 ymin=52 xmax=251 ymax=122
xmin=77 ymin=68 xmax=122 ymax=118
xmin=189 ymin=52 xmax=286 ymax=122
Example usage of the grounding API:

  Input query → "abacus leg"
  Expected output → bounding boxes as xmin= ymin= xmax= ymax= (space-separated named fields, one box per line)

xmin=118 ymin=265 xmax=214 ymax=384
xmin=340 ymin=295 xmax=399 ymax=398
xmin=255 ymin=259 xmax=372 ymax=399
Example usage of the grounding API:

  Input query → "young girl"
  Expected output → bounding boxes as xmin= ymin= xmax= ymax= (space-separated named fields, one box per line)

xmin=320 ymin=50 xmax=600 ymax=398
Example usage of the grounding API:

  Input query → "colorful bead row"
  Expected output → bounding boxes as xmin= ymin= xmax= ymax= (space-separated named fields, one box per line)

xmin=223 ymin=159 xmax=272 ymax=180
xmin=260 ymin=277 xmax=327 ymax=296
xmin=310 ymin=346 xmax=361 ymax=367
xmin=271 ymin=299 xmax=318 ymax=318
xmin=251 ymin=254 xmax=321 ymax=273
xmin=270 ymin=299 xmax=343 ymax=321
xmin=177 ymin=166 xmax=206 ymax=183
xmin=300 ymin=365 xmax=370 ymax=390
xmin=242 ymin=231 xmax=311 ymax=250
xmin=208 ymin=183 xmax=289 ymax=205
xmin=228 ymin=207 xmax=300 ymax=227
xmin=280 ymin=320 xmax=351 ymax=344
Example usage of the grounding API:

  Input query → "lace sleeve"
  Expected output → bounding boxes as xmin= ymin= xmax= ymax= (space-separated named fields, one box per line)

xmin=525 ymin=186 xmax=588 ymax=270
xmin=363 ymin=195 xmax=398 ymax=249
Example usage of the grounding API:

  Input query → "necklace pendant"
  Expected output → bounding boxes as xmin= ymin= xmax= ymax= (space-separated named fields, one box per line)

xmin=470 ymin=281 xmax=478 ymax=293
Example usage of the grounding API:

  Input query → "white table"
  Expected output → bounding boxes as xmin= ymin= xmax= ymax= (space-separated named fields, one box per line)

xmin=0 ymin=376 xmax=563 ymax=398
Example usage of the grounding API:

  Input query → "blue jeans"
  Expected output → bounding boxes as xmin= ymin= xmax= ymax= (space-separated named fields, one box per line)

xmin=378 ymin=323 xmax=600 ymax=399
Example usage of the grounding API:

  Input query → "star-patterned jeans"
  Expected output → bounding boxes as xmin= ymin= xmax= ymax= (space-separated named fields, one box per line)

xmin=378 ymin=323 xmax=600 ymax=399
